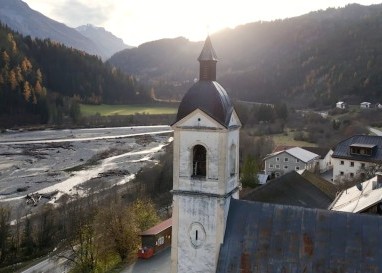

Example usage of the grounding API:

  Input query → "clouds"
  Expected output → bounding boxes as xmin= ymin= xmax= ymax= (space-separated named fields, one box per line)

xmin=49 ymin=0 xmax=114 ymax=27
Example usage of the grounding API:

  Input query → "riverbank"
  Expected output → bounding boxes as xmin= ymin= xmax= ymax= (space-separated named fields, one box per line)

xmin=0 ymin=126 xmax=172 ymax=219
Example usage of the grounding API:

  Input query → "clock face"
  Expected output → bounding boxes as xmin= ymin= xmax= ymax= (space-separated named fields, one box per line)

xmin=188 ymin=222 xmax=206 ymax=248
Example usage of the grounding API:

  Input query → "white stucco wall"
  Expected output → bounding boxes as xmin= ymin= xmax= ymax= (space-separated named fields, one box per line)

xmin=171 ymin=109 xmax=240 ymax=273
xmin=172 ymin=195 xmax=229 ymax=273
xmin=319 ymin=150 xmax=333 ymax=173
xmin=332 ymin=158 xmax=370 ymax=182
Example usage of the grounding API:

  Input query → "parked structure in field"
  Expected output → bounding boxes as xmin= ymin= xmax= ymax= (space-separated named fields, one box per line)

xmin=331 ymin=135 xmax=382 ymax=182
xmin=336 ymin=101 xmax=346 ymax=109
xmin=264 ymin=147 xmax=319 ymax=178
xmin=360 ymin=101 xmax=372 ymax=108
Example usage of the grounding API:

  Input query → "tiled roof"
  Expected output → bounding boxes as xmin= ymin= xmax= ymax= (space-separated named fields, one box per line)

xmin=330 ymin=175 xmax=382 ymax=213
xmin=217 ymin=199 xmax=382 ymax=273
xmin=140 ymin=218 xmax=172 ymax=236
xmin=242 ymin=171 xmax=334 ymax=209
xmin=299 ymin=169 xmax=338 ymax=199
xmin=332 ymin=135 xmax=382 ymax=163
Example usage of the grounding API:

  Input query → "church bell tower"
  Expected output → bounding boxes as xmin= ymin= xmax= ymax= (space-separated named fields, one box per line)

xmin=171 ymin=36 xmax=241 ymax=273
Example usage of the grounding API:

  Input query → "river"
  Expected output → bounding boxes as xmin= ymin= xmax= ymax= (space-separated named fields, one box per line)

xmin=0 ymin=126 xmax=173 ymax=206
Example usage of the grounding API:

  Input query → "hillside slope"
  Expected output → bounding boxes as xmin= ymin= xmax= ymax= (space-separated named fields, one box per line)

xmin=109 ymin=4 xmax=382 ymax=107
xmin=0 ymin=0 xmax=131 ymax=60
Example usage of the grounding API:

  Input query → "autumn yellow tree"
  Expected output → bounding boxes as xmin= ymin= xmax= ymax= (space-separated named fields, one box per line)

xmin=8 ymin=70 xmax=17 ymax=90
xmin=21 ymin=57 xmax=32 ymax=73
xmin=34 ymin=81 xmax=43 ymax=96
xmin=2 ymin=51 xmax=9 ymax=67
xmin=23 ymin=81 xmax=32 ymax=102
xmin=96 ymin=200 xmax=139 ymax=262
xmin=131 ymin=199 xmax=160 ymax=231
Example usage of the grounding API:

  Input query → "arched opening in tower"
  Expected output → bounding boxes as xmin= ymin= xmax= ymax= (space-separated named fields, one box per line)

xmin=192 ymin=145 xmax=207 ymax=177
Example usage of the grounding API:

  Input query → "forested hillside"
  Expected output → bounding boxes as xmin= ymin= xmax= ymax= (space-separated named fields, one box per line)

xmin=0 ymin=24 xmax=149 ymax=127
xmin=109 ymin=4 xmax=382 ymax=107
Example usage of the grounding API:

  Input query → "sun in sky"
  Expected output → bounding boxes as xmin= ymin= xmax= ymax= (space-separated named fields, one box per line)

xmin=24 ymin=0 xmax=382 ymax=46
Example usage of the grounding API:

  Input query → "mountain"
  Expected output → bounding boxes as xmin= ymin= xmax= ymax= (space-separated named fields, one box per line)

xmin=76 ymin=24 xmax=132 ymax=59
xmin=0 ymin=0 xmax=128 ymax=60
xmin=108 ymin=4 xmax=382 ymax=108
xmin=0 ymin=23 xmax=148 ymax=126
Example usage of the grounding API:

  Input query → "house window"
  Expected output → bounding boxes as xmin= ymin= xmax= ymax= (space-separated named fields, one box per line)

xmin=350 ymin=173 xmax=354 ymax=178
xmin=284 ymin=158 xmax=289 ymax=162
xmin=269 ymin=164 xmax=274 ymax=168
xmin=284 ymin=166 xmax=288 ymax=169
xmin=361 ymin=163 xmax=365 ymax=168
xmin=275 ymin=172 xmax=280 ymax=177
xmin=295 ymin=166 xmax=300 ymax=171
xmin=192 ymin=145 xmax=206 ymax=177
xmin=275 ymin=164 xmax=280 ymax=169
xmin=157 ymin=236 xmax=164 ymax=245
xmin=276 ymin=157 xmax=280 ymax=162
xmin=340 ymin=171 xmax=344 ymax=176
xmin=350 ymin=162 xmax=354 ymax=167
xmin=296 ymin=159 xmax=300 ymax=163
xmin=340 ymin=161 xmax=344 ymax=165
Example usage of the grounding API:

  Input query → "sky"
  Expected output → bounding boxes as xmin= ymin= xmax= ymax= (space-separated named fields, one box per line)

xmin=23 ymin=0 xmax=382 ymax=47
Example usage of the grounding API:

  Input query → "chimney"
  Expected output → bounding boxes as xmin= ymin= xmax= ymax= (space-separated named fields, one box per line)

xmin=372 ymin=172 xmax=382 ymax=190
xmin=377 ymin=172 xmax=382 ymax=186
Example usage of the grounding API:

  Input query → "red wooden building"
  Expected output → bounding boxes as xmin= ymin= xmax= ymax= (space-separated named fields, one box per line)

xmin=137 ymin=218 xmax=172 ymax=259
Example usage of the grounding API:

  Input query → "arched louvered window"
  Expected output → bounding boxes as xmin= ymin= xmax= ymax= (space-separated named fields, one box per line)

xmin=230 ymin=144 xmax=236 ymax=176
xmin=192 ymin=145 xmax=207 ymax=177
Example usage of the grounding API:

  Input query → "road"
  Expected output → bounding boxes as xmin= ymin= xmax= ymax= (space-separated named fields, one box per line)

xmin=19 ymin=255 xmax=71 ymax=273
xmin=121 ymin=248 xmax=171 ymax=273
xmin=0 ymin=125 xmax=172 ymax=145
xmin=369 ymin=127 xmax=382 ymax=136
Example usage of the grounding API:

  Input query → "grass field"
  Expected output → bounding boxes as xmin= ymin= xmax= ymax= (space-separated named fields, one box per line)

xmin=80 ymin=104 xmax=178 ymax=117
xmin=272 ymin=132 xmax=318 ymax=147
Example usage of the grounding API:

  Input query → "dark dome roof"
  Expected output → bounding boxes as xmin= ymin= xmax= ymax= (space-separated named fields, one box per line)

xmin=175 ymin=81 xmax=233 ymax=127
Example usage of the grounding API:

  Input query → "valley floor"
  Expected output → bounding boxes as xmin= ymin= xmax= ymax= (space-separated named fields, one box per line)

xmin=0 ymin=125 xmax=172 ymax=218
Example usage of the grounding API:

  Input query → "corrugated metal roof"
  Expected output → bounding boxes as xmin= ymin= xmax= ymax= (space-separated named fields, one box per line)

xmin=140 ymin=218 xmax=172 ymax=236
xmin=286 ymin=147 xmax=319 ymax=163
xmin=272 ymin=146 xmax=330 ymax=159
xmin=302 ymin=147 xmax=331 ymax=159
xmin=264 ymin=147 xmax=319 ymax=163
xmin=242 ymin=171 xmax=334 ymax=209
xmin=331 ymin=175 xmax=382 ymax=213
xmin=216 ymin=199 xmax=382 ymax=273
xmin=332 ymin=135 xmax=382 ymax=163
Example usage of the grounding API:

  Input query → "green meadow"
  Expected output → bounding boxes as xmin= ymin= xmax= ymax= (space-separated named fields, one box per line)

xmin=80 ymin=104 xmax=178 ymax=117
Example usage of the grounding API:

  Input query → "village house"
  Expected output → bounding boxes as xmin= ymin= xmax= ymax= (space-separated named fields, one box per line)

xmin=360 ymin=101 xmax=372 ymax=108
xmin=264 ymin=147 xmax=320 ymax=178
xmin=331 ymin=135 xmax=382 ymax=182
